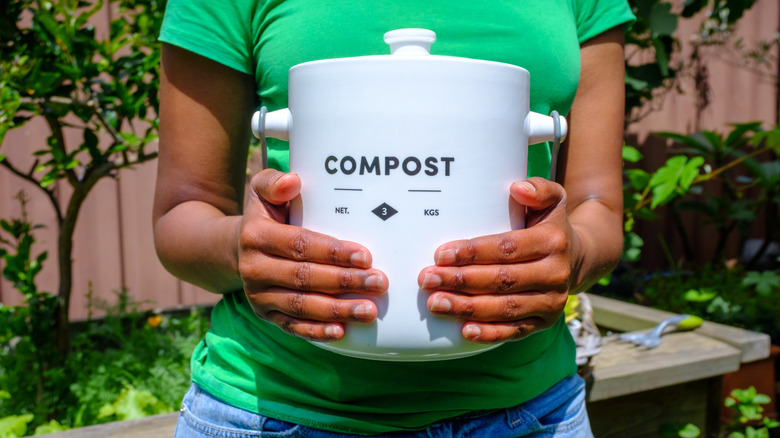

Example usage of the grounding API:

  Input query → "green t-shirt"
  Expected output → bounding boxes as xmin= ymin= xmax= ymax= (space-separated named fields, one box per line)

xmin=160 ymin=0 xmax=634 ymax=434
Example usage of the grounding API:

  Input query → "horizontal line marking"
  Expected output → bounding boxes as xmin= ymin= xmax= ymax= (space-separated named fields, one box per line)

xmin=333 ymin=188 xmax=363 ymax=191
xmin=408 ymin=189 xmax=442 ymax=193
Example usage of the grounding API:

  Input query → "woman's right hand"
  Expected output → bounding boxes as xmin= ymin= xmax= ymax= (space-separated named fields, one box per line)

xmin=238 ymin=169 xmax=389 ymax=342
xmin=156 ymin=45 xmax=385 ymax=343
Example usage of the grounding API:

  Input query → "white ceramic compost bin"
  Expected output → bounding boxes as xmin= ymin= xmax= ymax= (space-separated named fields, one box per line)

xmin=252 ymin=29 xmax=566 ymax=361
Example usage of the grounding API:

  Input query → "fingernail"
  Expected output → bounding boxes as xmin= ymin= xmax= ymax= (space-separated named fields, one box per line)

xmin=517 ymin=181 xmax=536 ymax=192
xmin=354 ymin=304 xmax=373 ymax=321
xmin=421 ymin=273 xmax=442 ymax=290
xmin=430 ymin=295 xmax=452 ymax=312
xmin=351 ymin=252 xmax=369 ymax=268
xmin=365 ymin=274 xmax=384 ymax=291
xmin=464 ymin=325 xmax=481 ymax=339
xmin=325 ymin=325 xmax=343 ymax=339
xmin=436 ymin=249 xmax=457 ymax=265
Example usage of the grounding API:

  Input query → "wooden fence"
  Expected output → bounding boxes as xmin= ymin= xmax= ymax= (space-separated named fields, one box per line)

xmin=1 ymin=1 xmax=778 ymax=320
xmin=625 ymin=1 xmax=779 ymax=269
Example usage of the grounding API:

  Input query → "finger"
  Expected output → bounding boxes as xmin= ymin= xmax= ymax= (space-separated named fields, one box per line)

xmin=420 ymin=255 xmax=571 ymax=295
xmin=509 ymin=177 xmax=566 ymax=227
xmin=427 ymin=291 xmax=567 ymax=323
xmin=250 ymin=288 xmax=377 ymax=323
xmin=240 ymin=251 xmax=388 ymax=294
xmin=422 ymin=221 xmax=573 ymax=300
xmin=248 ymin=168 xmax=302 ymax=205
xmin=509 ymin=177 xmax=565 ymax=211
xmin=264 ymin=312 xmax=346 ymax=342
xmin=242 ymin=221 xmax=375 ymax=269
xmin=243 ymin=169 xmax=299 ymax=227
xmin=430 ymin=222 xmax=569 ymax=268
xmin=461 ymin=318 xmax=555 ymax=344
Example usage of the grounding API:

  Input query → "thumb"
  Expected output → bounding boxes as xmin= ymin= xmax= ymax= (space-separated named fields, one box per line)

xmin=249 ymin=169 xmax=301 ymax=205
xmin=510 ymin=177 xmax=566 ymax=225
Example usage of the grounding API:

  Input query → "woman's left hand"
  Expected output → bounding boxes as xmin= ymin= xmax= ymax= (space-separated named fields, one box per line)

xmin=417 ymin=177 xmax=579 ymax=344
xmin=418 ymin=26 xmax=627 ymax=344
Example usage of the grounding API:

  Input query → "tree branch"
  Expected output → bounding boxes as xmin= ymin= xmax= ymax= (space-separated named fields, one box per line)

xmin=627 ymin=143 xmax=775 ymax=213
xmin=42 ymin=113 xmax=79 ymax=188
xmin=20 ymin=95 xmax=124 ymax=145
xmin=0 ymin=158 xmax=64 ymax=225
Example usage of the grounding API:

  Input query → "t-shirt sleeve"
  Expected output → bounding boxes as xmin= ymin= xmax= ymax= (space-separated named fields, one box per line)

xmin=158 ymin=0 xmax=254 ymax=74
xmin=574 ymin=0 xmax=636 ymax=43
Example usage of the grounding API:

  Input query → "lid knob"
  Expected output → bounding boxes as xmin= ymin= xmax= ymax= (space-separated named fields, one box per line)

xmin=384 ymin=29 xmax=436 ymax=55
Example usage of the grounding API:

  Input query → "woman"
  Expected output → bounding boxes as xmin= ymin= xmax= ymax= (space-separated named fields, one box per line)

xmin=154 ymin=1 xmax=634 ymax=436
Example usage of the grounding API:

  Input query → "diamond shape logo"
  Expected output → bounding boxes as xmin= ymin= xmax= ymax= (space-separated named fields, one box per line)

xmin=371 ymin=203 xmax=398 ymax=221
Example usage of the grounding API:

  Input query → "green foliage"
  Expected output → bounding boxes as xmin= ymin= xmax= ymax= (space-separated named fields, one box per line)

xmin=658 ymin=386 xmax=779 ymax=438
xmin=624 ymin=0 xmax=758 ymax=125
xmin=0 ymin=414 xmax=70 ymax=438
xmin=723 ymin=387 xmax=780 ymax=438
xmin=647 ymin=155 xmax=705 ymax=209
xmin=620 ymin=1 xmax=779 ymax=272
xmin=659 ymin=422 xmax=701 ymax=437
xmin=0 ymin=2 xmax=169 ymax=432
xmin=727 ymin=387 xmax=773 ymax=424
xmin=726 ymin=428 xmax=769 ymax=438
xmin=683 ymin=288 xmax=718 ymax=302
xmin=625 ymin=0 xmax=679 ymax=122
xmin=0 ymin=0 xmax=167 ymax=373
xmin=742 ymin=271 xmax=780 ymax=297
xmin=0 ymin=194 xmax=48 ymax=300
xmin=610 ymin=265 xmax=780 ymax=343
xmin=0 ymin=414 xmax=69 ymax=438
xmin=0 ymin=415 xmax=34 ymax=438
xmin=97 ymin=385 xmax=171 ymax=422
xmin=62 ymin=293 xmax=208 ymax=427
xmin=1 ymin=203 xmax=207 ymax=434
xmin=30 ymin=420 xmax=69 ymax=435
xmin=0 ymin=194 xmax=62 ymax=422
xmin=0 ymin=0 xmax=164 ymax=179
xmin=623 ymin=123 xmax=780 ymax=267
xmin=0 ymin=291 xmax=209 ymax=433
xmin=614 ymin=123 xmax=780 ymax=348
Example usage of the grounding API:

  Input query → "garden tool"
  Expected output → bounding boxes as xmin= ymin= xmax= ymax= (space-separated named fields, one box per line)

xmin=614 ymin=314 xmax=703 ymax=349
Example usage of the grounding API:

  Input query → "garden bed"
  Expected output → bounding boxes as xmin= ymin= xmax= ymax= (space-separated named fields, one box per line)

xmin=586 ymin=295 xmax=771 ymax=437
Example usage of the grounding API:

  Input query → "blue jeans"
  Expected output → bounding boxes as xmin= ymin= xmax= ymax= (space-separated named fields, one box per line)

xmin=173 ymin=375 xmax=593 ymax=438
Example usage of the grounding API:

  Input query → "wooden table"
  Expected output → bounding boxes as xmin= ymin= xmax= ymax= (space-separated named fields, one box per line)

xmin=46 ymin=295 xmax=771 ymax=438
xmin=45 ymin=412 xmax=179 ymax=438
xmin=587 ymin=295 xmax=771 ymax=438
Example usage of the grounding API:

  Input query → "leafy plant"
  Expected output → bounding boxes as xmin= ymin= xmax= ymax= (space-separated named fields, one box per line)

xmin=657 ymin=386 xmax=779 ymax=438
xmin=722 ymin=386 xmax=780 ymax=438
xmin=624 ymin=0 xmax=758 ymax=126
xmin=0 ymin=0 xmax=165 ymax=360
xmin=0 ymin=414 xmax=34 ymax=438
xmin=624 ymin=0 xmax=680 ymax=125
xmin=0 ymin=193 xmax=62 ymax=422
xmin=96 ymin=385 xmax=171 ymax=422
xmin=742 ymin=271 xmax=780 ymax=296
xmin=608 ymin=265 xmax=780 ymax=344
xmin=656 ymin=124 xmax=779 ymax=266
xmin=0 ymin=202 xmax=205 ymax=432
xmin=0 ymin=412 xmax=69 ymax=437
xmin=61 ymin=292 xmax=207 ymax=428
xmin=622 ymin=122 xmax=780 ymax=268
xmin=660 ymin=422 xmax=701 ymax=438
xmin=0 ymin=285 xmax=209 ymax=433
